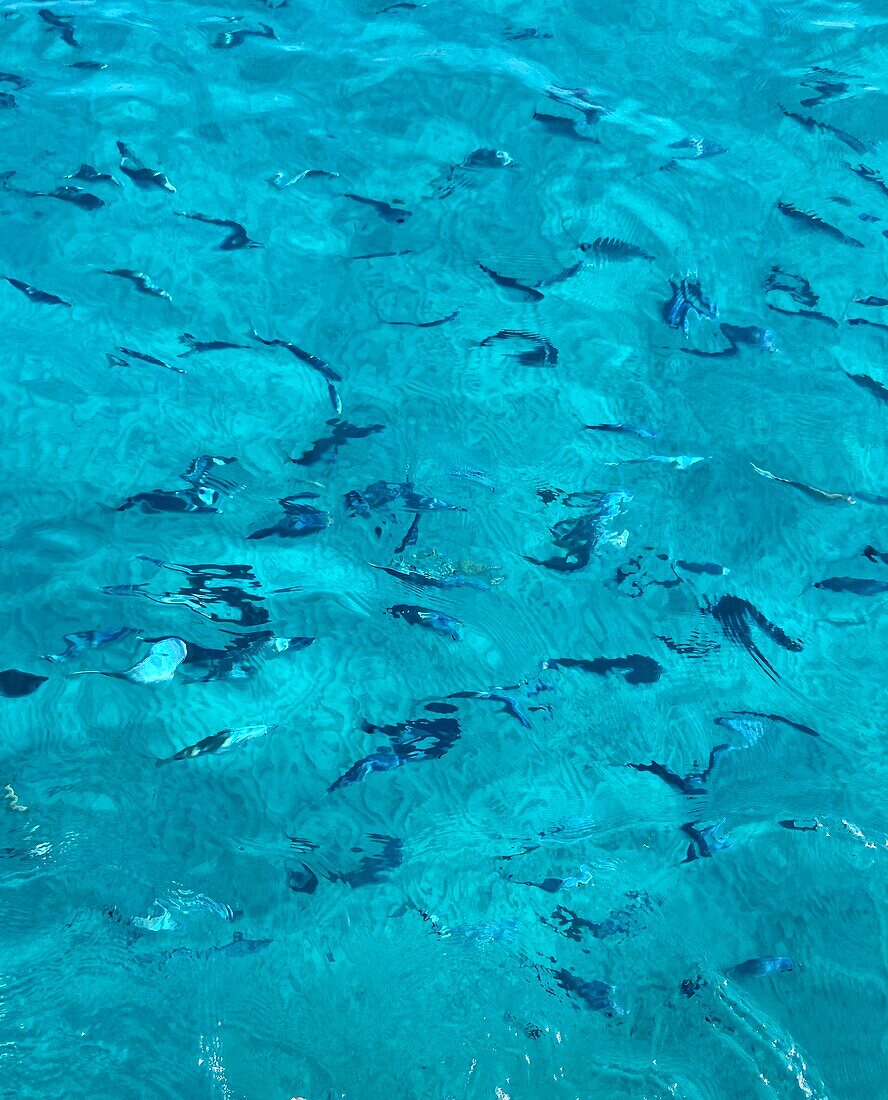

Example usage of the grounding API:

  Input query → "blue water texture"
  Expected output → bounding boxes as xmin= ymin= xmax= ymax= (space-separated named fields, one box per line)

xmin=1 ymin=0 xmax=887 ymax=1097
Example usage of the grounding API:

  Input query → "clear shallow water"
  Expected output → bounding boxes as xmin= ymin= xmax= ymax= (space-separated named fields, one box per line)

xmin=2 ymin=0 xmax=887 ymax=1096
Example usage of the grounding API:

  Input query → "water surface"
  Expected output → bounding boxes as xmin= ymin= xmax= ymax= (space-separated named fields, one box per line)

xmin=2 ymin=1 xmax=887 ymax=1097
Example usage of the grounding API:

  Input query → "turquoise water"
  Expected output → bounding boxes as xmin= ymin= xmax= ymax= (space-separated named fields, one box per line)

xmin=2 ymin=0 xmax=888 ymax=1096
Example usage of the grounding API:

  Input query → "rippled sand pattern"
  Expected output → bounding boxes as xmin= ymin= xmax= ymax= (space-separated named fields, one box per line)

xmin=2 ymin=1 xmax=887 ymax=1097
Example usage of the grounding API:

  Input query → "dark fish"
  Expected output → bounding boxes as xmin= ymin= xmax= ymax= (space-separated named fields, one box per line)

xmin=168 ymin=932 xmax=272 ymax=962
xmin=66 ymin=164 xmax=119 ymax=186
xmin=543 ymin=905 xmax=627 ymax=943
xmin=38 ymin=8 xmax=78 ymax=47
xmin=180 ymin=454 xmax=240 ymax=493
xmin=628 ymin=744 xmax=734 ymax=796
xmin=204 ymin=633 xmax=312 ymax=667
xmin=526 ymin=490 xmax=630 ymax=573
xmin=532 ymin=112 xmax=600 ymax=142
xmin=674 ymin=559 xmax=728 ymax=576
xmin=706 ymin=595 xmax=802 ymax=682
xmin=0 ymin=93 xmax=17 ymax=109
xmin=684 ymin=322 xmax=777 ymax=357
xmin=117 ymin=142 xmax=176 ymax=192
xmin=329 ymin=717 xmax=459 ymax=791
xmin=349 ymin=248 xmax=413 ymax=260
xmin=682 ymin=321 xmax=774 ymax=356
xmin=4 ymin=276 xmax=71 ymax=307
xmin=750 ymin=462 xmax=854 ymax=503
xmin=777 ymin=201 xmax=864 ymax=248
xmin=116 ymin=346 xmax=183 ymax=374
xmin=157 ymin=723 xmax=274 ymax=765
xmin=102 ymin=582 xmax=152 ymax=598
xmin=177 ymin=332 xmax=250 ymax=357
xmin=863 ymin=545 xmax=888 ymax=565
xmin=715 ymin=710 xmax=819 ymax=739
xmin=393 ymin=513 xmax=421 ymax=555
xmin=849 ymin=162 xmax=888 ymax=199
xmin=613 ymin=551 xmax=681 ymax=598
xmin=342 ymin=193 xmax=411 ymax=223
xmin=286 ymin=863 xmax=319 ymax=894
xmin=585 ymin=422 xmax=660 ymax=440
xmin=42 ymin=185 xmax=104 ymax=210
xmin=117 ymin=487 xmax=219 ymax=514
xmin=455 ymin=146 xmax=517 ymax=167
xmin=579 ymin=237 xmax=655 ymax=261
xmin=510 ymin=875 xmax=569 ymax=893
xmin=369 ymin=563 xmax=492 ymax=591
xmin=730 ymin=956 xmax=794 ymax=977
xmin=813 ymin=576 xmax=888 ymax=595
xmin=681 ymin=819 xmax=732 ymax=862
xmin=347 ymin=480 xmax=464 ymax=516
xmin=848 ymin=316 xmax=888 ymax=332
xmin=668 ymin=135 xmax=726 ymax=158
xmin=328 ymin=749 xmax=405 ymax=788
xmin=765 ymin=266 xmax=819 ymax=308
xmin=799 ymin=68 xmax=856 ymax=108
xmin=268 ymin=168 xmax=339 ymax=188
xmin=384 ymin=310 xmax=459 ymax=328
xmin=778 ymin=819 xmax=821 ymax=832
xmin=845 ymin=371 xmax=888 ymax=402
xmin=478 ymin=262 xmax=544 ymax=302
xmin=856 ymin=295 xmax=888 ymax=307
xmin=767 ymin=303 xmax=837 ymax=327
xmin=43 ymin=626 xmax=137 ymax=663
xmin=212 ymin=23 xmax=277 ymax=48
xmin=479 ymin=329 xmax=557 ymax=366
xmin=213 ymin=932 xmax=272 ymax=957
xmin=388 ymin=604 xmax=462 ymax=641
xmin=534 ymin=259 xmax=587 ymax=288
xmin=614 ymin=454 xmax=705 ymax=470
xmin=1 ymin=171 xmax=101 ymax=209
xmin=778 ymin=106 xmax=869 ymax=154
xmin=560 ymin=490 xmax=628 ymax=510
xmin=69 ymin=61 xmax=107 ymax=70
xmin=176 ymin=210 xmax=261 ymax=250
xmin=545 ymin=654 xmax=662 ymax=685
xmin=447 ymin=466 xmax=495 ymax=492
xmin=447 ymin=690 xmax=530 ymax=727
xmin=680 ymin=976 xmax=705 ymax=997
xmin=0 ymin=73 xmax=29 ymax=91
xmin=435 ymin=148 xmax=515 ymax=198
xmin=292 ymin=419 xmax=385 ymax=466
xmin=250 ymin=329 xmax=341 ymax=383
xmin=104 ymin=269 xmax=171 ymax=300
xmin=525 ymin=544 xmax=592 ymax=572
xmin=505 ymin=26 xmax=552 ymax=39
xmin=248 ymin=498 xmax=330 ymax=540
xmin=0 ymin=669 xmax=48 ymax=698
xmin=854 ymin=490 xmax=888 ymax=505
xmin=662 ymin=277 xmax=718 ymax=332
xmin=174 ymin=632 xmax=311 ymax=681
xmin=331 ymin=835 xmax=403 ymax=888
xmin=553 ymin=969 xmax=622 ymax=1016
xmin=545 ymin=85 xmax=607 ymax=124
